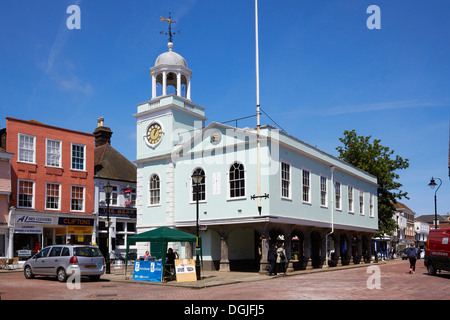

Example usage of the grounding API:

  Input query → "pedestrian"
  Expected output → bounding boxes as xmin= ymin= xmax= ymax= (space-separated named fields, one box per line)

xmin=267 ymin=244 xmax=277 ymax=276
xmin=405 ymin=242 xmax=419 ymax=274
xmin=275 ymin=243 xmax=287 ymax=275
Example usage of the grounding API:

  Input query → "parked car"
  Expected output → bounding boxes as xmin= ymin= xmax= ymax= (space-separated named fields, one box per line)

xmin=424 ymin=228 xmax=450 ymax=276
xmin=24 ymin=245 xmax=105 ymax=282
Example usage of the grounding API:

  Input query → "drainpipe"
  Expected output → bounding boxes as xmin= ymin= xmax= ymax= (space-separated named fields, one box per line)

xmin=325 ymin=166 xmax=335 ymax=267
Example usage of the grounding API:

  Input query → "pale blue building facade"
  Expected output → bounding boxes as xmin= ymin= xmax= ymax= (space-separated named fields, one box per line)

xmin=134 ymin=42 xmax=378 ymax=272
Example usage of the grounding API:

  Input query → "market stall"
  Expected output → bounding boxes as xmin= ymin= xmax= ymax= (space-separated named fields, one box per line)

xmin=125 ymin=226 xmax=197 ymax=282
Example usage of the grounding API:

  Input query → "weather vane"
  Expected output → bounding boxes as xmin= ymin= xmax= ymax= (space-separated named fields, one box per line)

xmin=160 ymin=12 xmax=179 ymax=43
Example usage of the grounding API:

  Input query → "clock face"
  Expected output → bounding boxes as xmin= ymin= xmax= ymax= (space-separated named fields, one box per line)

xmin=146 ymin=122 xmax=163 ymax=146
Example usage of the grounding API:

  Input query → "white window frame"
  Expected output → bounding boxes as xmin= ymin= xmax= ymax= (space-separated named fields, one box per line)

xmin=191 ymin=167 xmax=206 ymax=203
xmin=18 ymin=133 xmax=36 ymax=164
xmin=45 ymin=182 xmax=61 ymax=210
xmin=369 ymin=193 xmax=374 ymax=218
xmin=46 ymin=138 xmax=62 ymax=168
xmin=348 ymin=185 xmax=354 ymax=213
xmin=71 ymin=143 xmax=86 ymax=171
xmin=70 ymin=185 xmax=85 ymax=212
xmin=335 ymin=181 xmax=341 ymax=211
xmin=281 ymin=161 xmax=291 ymax=199
xmin=359 ymin=189 xmax=365 ymax=216
xmin=320 ymin=175 xmax=328 ymax=207
xmin=111 ymin=186 xmax=118 ymax=206
xmin=18 ymin=179 xmax=35 ymax=209
xmin=302 ymin=169 xmax=311 ymax=204
xmin=149 ymin=174 xmax=161 ymax=206
xmin=228 ymin=161 xmax=246 ymax=199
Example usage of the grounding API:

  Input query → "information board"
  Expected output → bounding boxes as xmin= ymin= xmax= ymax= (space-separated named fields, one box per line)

xmin=175 ymin=259 xmax=197 ymax=282
xmin=133 ymin=260 xmax=163 ymax=282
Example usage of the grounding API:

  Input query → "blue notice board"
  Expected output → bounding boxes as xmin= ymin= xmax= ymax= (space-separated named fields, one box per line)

xmin=133 ymin=260 xmax=163 ymax=282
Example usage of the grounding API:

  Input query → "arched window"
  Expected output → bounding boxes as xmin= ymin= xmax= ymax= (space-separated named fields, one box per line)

xmin=191 ymin=168 xmax=206 ymax=202
xmin=149 ymin=174 xmax=160 ymax=205
xmin=229 ymin=162 xmax=245 ymax=198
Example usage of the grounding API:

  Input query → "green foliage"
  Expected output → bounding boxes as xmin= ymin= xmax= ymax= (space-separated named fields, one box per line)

xmin=336 ymin=130 xmax=409 ymax=235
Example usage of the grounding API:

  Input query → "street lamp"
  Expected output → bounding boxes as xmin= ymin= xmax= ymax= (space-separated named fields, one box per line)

xmin=103 ymin=181 xmax=114 ymax=274
xmin=428 ymin=177 xmax=442 ymax=229
xmin=191 ymin=171 xmax=204 ymax=280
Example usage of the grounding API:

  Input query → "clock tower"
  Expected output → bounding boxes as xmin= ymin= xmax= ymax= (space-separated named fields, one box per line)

xmin=134 ymin=39 xmax=207 ymax=230
xmin=134 ymin=41 xmax=207 ymax=160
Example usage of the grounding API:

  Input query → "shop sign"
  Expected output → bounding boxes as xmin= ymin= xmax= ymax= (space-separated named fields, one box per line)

xmin=58 ymin=217 xmax=94 ymax=226
xmin=15 ymin=215 xmax=55 ymax=225
xmin=14 ymin=224 xmax=43 ymax=234
xmin=18 ymin=250 xmax=32 ymax=257
xmin=99 ymin=207 xmax=136 ymax=218
xmin=133 ymin=260 xmax=163 ymax=282
xmin=67 ymin=225 xmax=93 ymax=235
xmin=174 ymin=259 xmax=197 ymax=283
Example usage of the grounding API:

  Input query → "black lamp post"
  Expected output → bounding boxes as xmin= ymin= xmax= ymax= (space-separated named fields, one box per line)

xmin=191 ymin=171 xmax=204 ymax=280
xmin=428 ymin=177 xmax=442 ymax=229
xmin=103 ymin=181 xmax=114 ymax=274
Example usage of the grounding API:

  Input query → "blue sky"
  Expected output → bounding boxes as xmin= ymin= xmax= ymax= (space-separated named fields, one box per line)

xmin=0 ymin=0 xmax=449 ymax=217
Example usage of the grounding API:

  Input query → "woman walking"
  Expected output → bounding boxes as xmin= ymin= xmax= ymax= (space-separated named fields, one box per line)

xmin=275 ymin=243 xmax=287 ymax=275
xmin=406 ymin=242 xmax=419 ymax=274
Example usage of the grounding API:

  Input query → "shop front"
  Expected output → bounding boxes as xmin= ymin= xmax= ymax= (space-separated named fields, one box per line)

xmin=98 ymin=206 xmax=137 ymax=260
xmin=9 ymin=209 xmax=96 ymax=260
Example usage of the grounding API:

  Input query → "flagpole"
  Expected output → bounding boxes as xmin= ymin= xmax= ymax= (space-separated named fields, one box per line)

xmin=255 ymin=0 xmax=262 ymax=215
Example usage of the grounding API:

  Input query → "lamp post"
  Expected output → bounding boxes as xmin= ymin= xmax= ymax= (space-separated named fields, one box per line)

xmin=103 ymin=181 xmax=114 ymax=274
xmin=428 ymin=177 xmax=442 ymax=229
xmin=191 ymin=171 xmax=204 ymax=280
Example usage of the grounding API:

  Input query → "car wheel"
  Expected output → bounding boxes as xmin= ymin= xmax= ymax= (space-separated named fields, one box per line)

xmin=57 ymin=268 xmax=68 ymax=282
xmin=427 ymin=263 xmax=436 ymax=276
xmin=24 ymin=266 xmax=35 ymax=279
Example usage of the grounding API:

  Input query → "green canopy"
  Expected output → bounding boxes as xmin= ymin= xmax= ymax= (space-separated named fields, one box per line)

xmin=125 ymin=227 xmax=197 ymax=278
xmin=128 ymin=226 xmax=197 ymax=244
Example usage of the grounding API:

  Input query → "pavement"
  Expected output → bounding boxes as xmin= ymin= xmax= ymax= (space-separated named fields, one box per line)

xmin=100 ymin=259 xmax=390 ymax=288
xmin=0 ymin=259 xmax=398 ymax=288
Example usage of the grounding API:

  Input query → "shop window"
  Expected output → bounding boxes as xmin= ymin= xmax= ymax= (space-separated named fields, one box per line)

xmin=116 ymin=222 xmax=125 ymax=232
xmin=127 ymin=223 xmax=136 ymax=232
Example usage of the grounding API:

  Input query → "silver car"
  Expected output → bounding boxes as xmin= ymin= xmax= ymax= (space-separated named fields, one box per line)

xmin=24 ymin=245 xmax=105 ymax=282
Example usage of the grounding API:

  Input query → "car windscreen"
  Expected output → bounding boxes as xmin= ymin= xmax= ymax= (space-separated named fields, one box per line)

xmin=74 ymin=247 xmax=103 ymax=257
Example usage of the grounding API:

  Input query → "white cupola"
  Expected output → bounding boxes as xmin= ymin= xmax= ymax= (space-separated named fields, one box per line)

xmin=150 ymin=42 xmax=192 ymax=100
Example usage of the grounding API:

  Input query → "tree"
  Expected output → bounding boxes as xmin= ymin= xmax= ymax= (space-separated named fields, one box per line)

xmin=336 ymin=130 xmax=409 ymax=236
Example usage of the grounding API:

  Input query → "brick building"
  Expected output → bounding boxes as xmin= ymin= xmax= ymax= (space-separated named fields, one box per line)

xmin=1 ymin=117 xmax=95 ymax=259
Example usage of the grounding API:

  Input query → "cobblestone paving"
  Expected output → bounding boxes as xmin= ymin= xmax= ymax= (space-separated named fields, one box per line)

xmin=1 ymin=260 xmax=448 ymax=300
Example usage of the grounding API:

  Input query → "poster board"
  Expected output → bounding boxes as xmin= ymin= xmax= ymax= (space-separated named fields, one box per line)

xmin=175 ymin=259 xmax=197 ymax=282
xmin=133 ymin=260 xmax=163 ymax=282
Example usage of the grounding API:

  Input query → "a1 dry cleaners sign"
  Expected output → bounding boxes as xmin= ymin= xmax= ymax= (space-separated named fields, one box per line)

xmin=14 ymin=215 xmax=56 ymax=234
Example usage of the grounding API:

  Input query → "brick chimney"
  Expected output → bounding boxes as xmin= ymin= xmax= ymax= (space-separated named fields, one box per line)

xmin=93 ymin=117 xmax=113 ymax=147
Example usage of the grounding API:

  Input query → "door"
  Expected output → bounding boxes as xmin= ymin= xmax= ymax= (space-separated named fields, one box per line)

xmin=32 ymin=247 xmax=51 ymax=275
xmin=46 ymin=246 xmax=63 ymax=275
